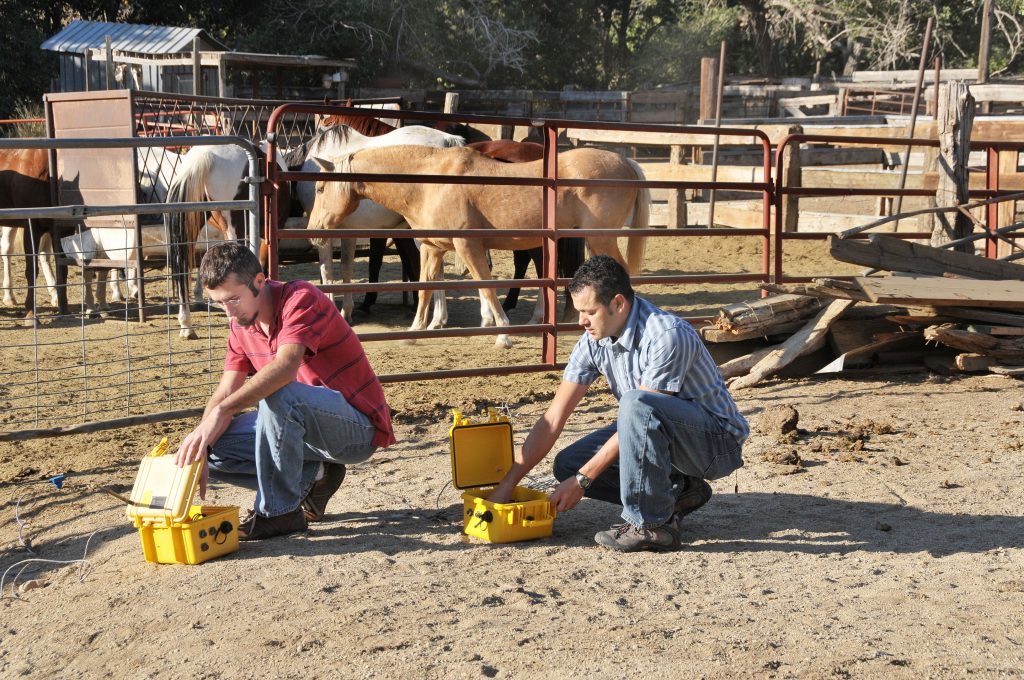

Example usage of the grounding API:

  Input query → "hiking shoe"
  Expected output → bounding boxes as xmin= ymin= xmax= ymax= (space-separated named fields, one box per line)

xmin=594 ymin=522 xmax=681 ymax=552
xmin=300 ymin=463 xmax=346 ymax=522
xmin=673 ymin=475 xmax=712 ymax=520
xmin=238 ymin=508 xmax=308 ymax=541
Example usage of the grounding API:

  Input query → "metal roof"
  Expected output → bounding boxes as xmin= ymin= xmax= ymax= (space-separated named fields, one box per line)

xmin=41 ymin=19 xmax=227 ymax=55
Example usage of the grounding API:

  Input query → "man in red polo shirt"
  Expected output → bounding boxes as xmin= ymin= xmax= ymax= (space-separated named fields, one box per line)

xmin=175 ymin=242 xmax=394 ymax=540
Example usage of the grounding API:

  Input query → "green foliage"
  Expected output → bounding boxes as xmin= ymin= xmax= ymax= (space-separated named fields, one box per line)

xmin=1 ymin=0 xmax=1019 ymax=116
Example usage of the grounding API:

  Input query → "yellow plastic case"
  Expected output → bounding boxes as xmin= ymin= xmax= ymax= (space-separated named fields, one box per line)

xmin=126 ymin=438 xmax=240 ymax=565
xmin=449 ymin=409 xmax=556 ymax=543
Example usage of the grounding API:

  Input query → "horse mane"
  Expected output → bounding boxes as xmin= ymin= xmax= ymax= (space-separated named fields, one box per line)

xmin=319 ymin=114 xmax=397 ymax=137
xmin=282 ymin=141 xmax=309 ymax=170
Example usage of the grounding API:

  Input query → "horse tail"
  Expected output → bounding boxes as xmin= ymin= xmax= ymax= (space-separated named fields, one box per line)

xmin=166 ymin=149 xmax=213 ymax=308
xmin=166 ymin=149 xmax=213 ymax=272
xmin=624 ymin=158 xmax=649 ymax=276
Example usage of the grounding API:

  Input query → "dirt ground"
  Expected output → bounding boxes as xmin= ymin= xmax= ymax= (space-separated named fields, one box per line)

xmin=1 ymin=233 xmax=1023 ymax=678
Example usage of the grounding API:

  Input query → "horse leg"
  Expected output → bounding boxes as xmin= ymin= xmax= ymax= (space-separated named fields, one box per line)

xmin=585 ymin=236 xmax=628 ymax=271
xmin=337 ymin=238 xmax=355 ymax=320
xmin=314 ymin=238 xmax=335 ymax=302
xmin=394 ymin=237 xmax=420 ymax=309
xmin=1 ymin=227 xmax=14 ymax=307
xmin=409 ymin=244 xmax=445 ymax=338
xmin=36 ymin=233 xmax=59 ymax=307
xmin=452 ymin=239 xmax=512 ymax=349
xmin=360 ymin=238 xmax=385 ymax=313
xmin=21 ymin=221 xmax=39 ymax=324
xmin=502 ymin=248 xmax=533 ymax=312
xmin=424 ymin=245 xmax=449 ymax=330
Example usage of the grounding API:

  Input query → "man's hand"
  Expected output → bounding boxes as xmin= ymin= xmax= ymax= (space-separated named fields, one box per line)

xmin=175 ymin=407 xmax=231 ymax=467
xmin=550 ymin=476 xmax=586 ymax=513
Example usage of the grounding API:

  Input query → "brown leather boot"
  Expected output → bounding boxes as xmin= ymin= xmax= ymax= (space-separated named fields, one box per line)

xmin=238 ymin=507 xmax=308 ymax=541
xmin=300 ymin=463 xmax=347 ymax=522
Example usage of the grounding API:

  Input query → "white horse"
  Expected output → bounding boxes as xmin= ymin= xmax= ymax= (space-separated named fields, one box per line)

xmin=285 ymin=124 xmax=467 ymax=322
xmin=166 ymin=143 xmax=287 ymax=339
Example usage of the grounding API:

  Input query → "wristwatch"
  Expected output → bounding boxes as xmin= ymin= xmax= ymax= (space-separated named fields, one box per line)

xmin=575 ymin=472 xmax=592 ymax=490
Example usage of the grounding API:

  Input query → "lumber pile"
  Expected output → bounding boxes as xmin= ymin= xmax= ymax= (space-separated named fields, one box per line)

xmin=708 ymin=233 xmax=1024 ymax=388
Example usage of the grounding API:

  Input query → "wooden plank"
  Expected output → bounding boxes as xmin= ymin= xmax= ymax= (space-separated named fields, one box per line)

xmin=955 ymin=353 xmax=999 ymax=371
xmin=856 ymin=275 xmax=1024 ymax=308
xmin=989 ymin=364 xmax=1024 ymax=376
xmin=939 ymin=307 xmax=1024 ymax=327
xmin=828 ymin=234 xmax=1024 ymax=280
xmin=966 ymin=325 xmax=1024 ymax=336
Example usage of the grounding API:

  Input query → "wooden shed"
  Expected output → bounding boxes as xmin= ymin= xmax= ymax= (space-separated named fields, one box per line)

xmin=42 ymin=19 xmax=355 ymax=100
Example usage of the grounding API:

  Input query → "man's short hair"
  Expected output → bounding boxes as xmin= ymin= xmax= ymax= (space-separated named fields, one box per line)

xmin=568 ymin=254 xmax=634 ymax=305
xmin=198 ymin=242 xmax=263 ymax=289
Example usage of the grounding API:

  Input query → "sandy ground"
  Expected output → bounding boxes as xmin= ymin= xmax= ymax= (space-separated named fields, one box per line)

xmin=1 ymin=232 xmax=1023 ymax=678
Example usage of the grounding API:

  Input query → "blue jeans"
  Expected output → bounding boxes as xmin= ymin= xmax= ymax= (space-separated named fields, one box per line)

xmin=553 ymin=390 xmax=743 ymax=528
xmin=207 ymin=381 xmax=377 ymax=516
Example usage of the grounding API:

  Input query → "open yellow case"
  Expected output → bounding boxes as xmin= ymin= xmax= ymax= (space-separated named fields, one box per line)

xmin=449 ymin=409 xmax=556 ymax=543
xmin=125 ymin=438 xmax=240 ymax=564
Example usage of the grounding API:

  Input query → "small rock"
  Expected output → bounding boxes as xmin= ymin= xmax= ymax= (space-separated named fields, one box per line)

xmin=874 ymin=522 xmax=892 ymax=532
xmin=756 ymin=405 xmax=799 ymax=438
xmin=939 ymin=480 xmax=961 ymax=489
xmin=17 ymin=579 xmax=46 ymax=593
xmin=1011 ymin=403 xmax=1024 ymax=412
xmin=891 ymin=456 xmax=907 ymax=466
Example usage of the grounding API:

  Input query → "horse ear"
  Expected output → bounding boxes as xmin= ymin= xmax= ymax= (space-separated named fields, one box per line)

xmin=311 ymin=156 xmax=335 ymax=172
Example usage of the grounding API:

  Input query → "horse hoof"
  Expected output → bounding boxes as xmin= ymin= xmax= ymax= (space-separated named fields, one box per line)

xmin=181 ymin=330 xmax=199 ymax=340
xmin=495 ymin=336 xmax=512 ymax=349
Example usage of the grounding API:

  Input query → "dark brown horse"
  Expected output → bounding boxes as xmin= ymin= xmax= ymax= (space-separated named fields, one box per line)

xmin=0 ymin=148 xmax=67 ymax=322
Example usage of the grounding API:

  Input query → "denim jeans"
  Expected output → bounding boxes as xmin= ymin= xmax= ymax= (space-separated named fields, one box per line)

xmin=553 ymin=389 xmax=743 ymax=528
xmin=207 ymin=381 xmax=377 ymax=516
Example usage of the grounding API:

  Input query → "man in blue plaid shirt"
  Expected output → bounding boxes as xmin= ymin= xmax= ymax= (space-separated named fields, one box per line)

xmin=489 ymin=255 xmax=748 ymax=551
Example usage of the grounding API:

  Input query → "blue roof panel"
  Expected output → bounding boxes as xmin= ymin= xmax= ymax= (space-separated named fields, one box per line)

xmin=41 ymin=19 xmax=226 ymax=55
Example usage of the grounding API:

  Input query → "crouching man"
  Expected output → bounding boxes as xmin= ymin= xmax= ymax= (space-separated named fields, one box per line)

xmin=175 ymin=242 xmax=395 ymax=540
xmin=489 ymin=255 xmax=747 ymax=551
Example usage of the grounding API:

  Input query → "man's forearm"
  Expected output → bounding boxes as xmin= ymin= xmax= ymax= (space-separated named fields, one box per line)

xmin=216 ymin=355 xmax=300 ymax=415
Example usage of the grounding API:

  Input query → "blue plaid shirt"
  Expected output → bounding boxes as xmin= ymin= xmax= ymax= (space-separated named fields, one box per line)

xmin=563 ymin=296 xmax=749 ymax=444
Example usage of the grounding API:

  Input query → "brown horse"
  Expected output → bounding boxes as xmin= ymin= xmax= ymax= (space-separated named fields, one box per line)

xmin=0 ymin=148 xmax=67 ymax=323
xmin=307 ymin=145 xmax=649 ymax=348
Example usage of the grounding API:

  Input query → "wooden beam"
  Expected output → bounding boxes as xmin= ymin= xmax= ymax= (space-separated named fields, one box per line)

xmin=828 ymin=234 xmax=1024 ymax=280
xmin=729 ymin=299 xmax=856 ymax=389
xmin=932 ymin=83 xmax=974 ymax=249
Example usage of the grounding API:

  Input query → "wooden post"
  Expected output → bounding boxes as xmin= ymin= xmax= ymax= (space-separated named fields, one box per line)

xmin=444 ymin=92 xmax=460 ymax=114
xmin=932 ymin=82 xmax=975 ymax=251
xmin=782 ymin=125 xmax=803 ymax=233
xmin=667 ymin=145 xmax=687 ymax=228
xmin=192 ymin=37 xmax=202 ymax=96
xmin=217 ymin=56 xmax=227 ymax=97
xmin=104 ymin=36 xmax=114 ymax=90
xmin=699 ymin=57 xmax=718 ymax=124
xmin=978 ymin=0 xmax=993 ymax=114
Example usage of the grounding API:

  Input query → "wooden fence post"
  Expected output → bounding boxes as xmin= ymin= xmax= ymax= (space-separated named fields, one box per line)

xmin=932 ymin=82 xmax=975 ymax=250
xmin=782 ymin=125 xmax=803 ymax=233
xmin=667 ymin=145 xmax=687 ymax=228
xmin=193 ymin=37 xmax=202 ymax=96
xmin=444 ymin=92 xmax=460 ymax=114
xmin=104 ymin=36 xmax=114 ymax=90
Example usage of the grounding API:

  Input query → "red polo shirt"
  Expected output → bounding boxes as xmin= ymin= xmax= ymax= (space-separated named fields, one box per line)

xmin=224 ymin=279 xmax=395 ymax=448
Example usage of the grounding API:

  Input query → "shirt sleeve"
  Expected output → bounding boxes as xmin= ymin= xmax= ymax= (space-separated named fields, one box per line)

xmin=562 ymin=334 xmax=600 ymax=385
xmin=639 ymin=325 xmax=697 ymax=393
xmin=276 ymin=284 xmax=333 ymax=355
xmin=223 ymin=325 xmax=255 ymax=375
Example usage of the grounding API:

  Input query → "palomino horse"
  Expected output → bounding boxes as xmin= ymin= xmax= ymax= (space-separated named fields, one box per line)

xmin=0 ymin=148 xmax=67 ymax=322
xmin=307 ymin=145 xmax=649 ymax=349
xmin=283 ymin=124 xmax=465 ymax=320
xmin=165 ymin=143 xmax=290 ymax=338
xmin=466 ymin=140 xmax=585 ymax=317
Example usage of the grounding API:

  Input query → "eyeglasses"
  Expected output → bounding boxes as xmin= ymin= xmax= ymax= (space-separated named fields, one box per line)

xmin=210 ymin=296 xmax=246 ymax=310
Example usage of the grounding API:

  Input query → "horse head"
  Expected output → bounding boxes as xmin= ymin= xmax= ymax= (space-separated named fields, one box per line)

xmin=306 ymin=154 xmax=362 ymax=231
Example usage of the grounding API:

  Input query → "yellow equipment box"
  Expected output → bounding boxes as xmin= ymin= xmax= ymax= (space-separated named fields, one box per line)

xmin=126 ymin=438 xmax=240 ymax=565
xmin=449 ymin=409 xmax=556 ymax=543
